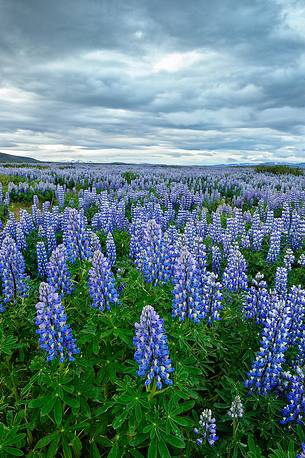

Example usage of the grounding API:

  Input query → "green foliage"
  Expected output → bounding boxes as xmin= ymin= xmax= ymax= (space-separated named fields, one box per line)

xmin=255 ymin=165 xmax=304 ymax=176
xmin=0 ymin=185 xmax=304 ymax=457
xmin=121 ymin=171 xmax=140 ymax=184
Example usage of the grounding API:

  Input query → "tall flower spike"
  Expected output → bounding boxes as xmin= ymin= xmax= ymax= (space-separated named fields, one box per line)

xmin=243 ymin=272 xmax=270 ymax=324
xmin=35 ymin=282 xmax=79 ymax=362
xmin=223 ymin=245 xmax=248 ymax=292
xmin=245 ymin=299 xmax=291 ymax=395
xmin=36 ymin=241 xmax=48 ymax=278
xmin=47 ymin=244 xmax=72 ymax=296
xmin=133 ymin=305 xmax=174 ymax=390
xmin=0 ymin=236 xmax=28 ymax=309
xmin=194 ymin=409 xmax=218 ymax=446
xmin=212 ymin=245 xmax=222 ymax=275
xmin=89 ymin=250 xmax=120 ymax=312
xmin=281 ymin=367 xmax=305 ymax=425
xmin=63 ymin=208 xmax=92 ymax=262
xmin=201 ymin=272 xmax=223 ymax=324
xmin=106 ymin=232 xmax=116 ymax=267
xmin=274 ymin=266 xmax=288 ymax=300
xmin=172 ymin=248 xmax=203 ymax=323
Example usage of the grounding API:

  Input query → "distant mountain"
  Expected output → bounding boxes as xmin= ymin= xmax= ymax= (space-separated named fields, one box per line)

xmin=0 ymin=152 xmax=40 ymax=163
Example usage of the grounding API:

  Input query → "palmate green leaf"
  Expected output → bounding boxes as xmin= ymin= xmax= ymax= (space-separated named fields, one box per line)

xmin=158 ymin=438 xmax=171 ymax=458
xmin=147 ymin=435 xmax=158 ymax=458
xmin=2 ymin=447 xmax=24 ymax=456
xmin=71 ymin=435 xmax=82 ymax=456
xmin=112 ymin=409 xmax=128 ymax=429
xmin=107 ymin=445 xmax=120 ymax=458
xmin=46 ymin=434 xmax=60 ymax=458
xmin=0 ymin=332 xmax=18 ymax=356
xmin=164 ymin=434 xmax=185 ymax=449
xmin=63 ymin=396 xmax=80 ymax=409
xmin=41 ymin=396 xmax=56 ymax=416
xmin=53 ymin=399 xmax=62 ymax=425
xmin=35 ymin=432 xmax=58 ymax=449
xmin=90 ymin=443 xmax=101 ymax=458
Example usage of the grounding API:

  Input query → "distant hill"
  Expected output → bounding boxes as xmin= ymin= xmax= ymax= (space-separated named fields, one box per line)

xmin=0 ymin=152 xmax=39 ymax=163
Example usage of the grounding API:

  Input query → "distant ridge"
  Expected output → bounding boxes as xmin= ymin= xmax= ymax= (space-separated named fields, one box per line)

xmin=0 ymin=152 xmax=40 ymax=163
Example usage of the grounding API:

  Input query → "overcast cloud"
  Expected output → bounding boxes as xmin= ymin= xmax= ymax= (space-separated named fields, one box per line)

xmin=0 ymin=0 xmax=305 ymax=164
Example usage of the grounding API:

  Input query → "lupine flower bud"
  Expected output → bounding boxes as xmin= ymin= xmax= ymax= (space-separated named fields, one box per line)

xmin=228 ymin=395 xmax=244 ymax=419
xmin=194 ymin=409 xmax=218 ymax=446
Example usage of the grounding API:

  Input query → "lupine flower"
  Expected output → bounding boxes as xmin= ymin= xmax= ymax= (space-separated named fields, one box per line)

xmin=46 ymin=226 xmax=57 ymax=255
xmin=245 ymin=299 xmax=291 ymax=395
xmin=212 ymin=245 xmax=222 ymax=275
xmin=63 ymin=208 xmax=92 ymax=262
xmin=274 ymin=267 xmax=288 ymax=300
xmin=89 ymin=231 xmax=102 ymax=252
xmin=228 ymin=396 xmax=244 ymax=419
xmin=36 ymin=241 xmax=48 ymax=278
xmin=266 ymin=220 xmax=282 ymax=263
xmin=106 ymin=232 xmax=116 ymax=266
xmin=16 ymin=224 xmax=27 ymax=251
xmin=281 ymin=367 xmax=304 ymax=425
xmin=56 ymin=185 xmax=65 ymax=207
xmin=0 ymin=236 xmax=28 ymax=309
xmin=138 ymin=220 xmax=171 ymax=285
xmin=287 ymin=286 xmax=305 ymax=366
xmin=223 ymin=245 xmax=248 ymax=292
xmin=88 ymin=250 xmax=120 ymax=312
xmin=194 ymin=409 xmax=218 ymax=446
xmin=283 ymin=248 xmax=295 ymax=271
xmin=250 ymin=211 xmax=264 ymax=251
xmin=243 ymin=273 xmax=270 ymax=324
xmin=201 ymin=272 xmax=223 ymax=324
xmin=35 ymin=282 xmax=79 ymax=362
xmin=172 ymin=248 xmax=203 ymax=323
xmin=289 ymin=210 xmax=303 ymax=250
xmin=47 ymin=244 xmax=72 ymax=296
xmin=133 ymin=305 xmax=174 ymax=390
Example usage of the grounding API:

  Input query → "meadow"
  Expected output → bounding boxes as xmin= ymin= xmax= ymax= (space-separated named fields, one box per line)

xmin=0 ymin=163 xmax=305 ymax=457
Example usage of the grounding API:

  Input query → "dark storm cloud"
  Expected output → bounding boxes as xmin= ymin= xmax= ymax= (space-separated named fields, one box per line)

xmin=0 ymin=0 xmax=305 ymax=163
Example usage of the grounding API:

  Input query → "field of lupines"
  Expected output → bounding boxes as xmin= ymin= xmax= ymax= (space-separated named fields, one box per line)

xmin=0 ymin=164 xmax=305 ymax=458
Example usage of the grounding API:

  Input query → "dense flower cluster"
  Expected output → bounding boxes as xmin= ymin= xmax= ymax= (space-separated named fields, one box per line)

xmin=245 ymin=298 xmax=291 ymax=395
xmin=47 ymin=244 xmax=72 ymax=296
xmin=37 ymin=241 xmax=48 ymax=278
xmin=223 ymin=245 xmax=248 ymax=292
xmin=88 ymin=250 xmax=120 ymax=311
xmin=0 ymin=236 xmax=28 ymax=310
xmin=172 ymin=248 xmax=203 ymax=323
xmin=133 ymin=305 xmax=174 ymax=390
xmin=106 ymin=232 xmax=116 ymax=267
xmin=35 ymin=282 xmax=79 ymax=362
xmin=244 ymin=273 xmax=270 ymax=323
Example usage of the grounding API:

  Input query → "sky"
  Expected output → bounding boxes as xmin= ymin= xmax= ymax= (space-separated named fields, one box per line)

xmin=0 ymin=0 xmax=305 ymax=165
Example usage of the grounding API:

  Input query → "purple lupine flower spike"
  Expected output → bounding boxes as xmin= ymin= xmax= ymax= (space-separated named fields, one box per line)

xmin=194 ymin=409 xmax=218 ymax=446
xmin=35 ymin=282 xmax=79 ymax=362
xmin=89 ymin=250 xmax=120 ymax=311
xmin=133 ymin=305 xmax=174 ymax=390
